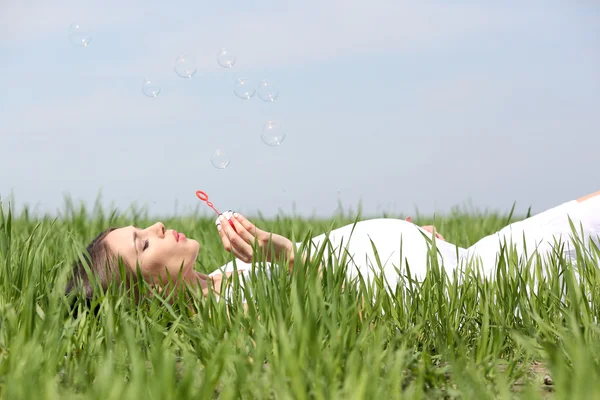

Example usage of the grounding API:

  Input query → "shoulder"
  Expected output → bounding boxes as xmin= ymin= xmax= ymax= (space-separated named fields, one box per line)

xmin=210 ymin=259 xmax=253 ymax=276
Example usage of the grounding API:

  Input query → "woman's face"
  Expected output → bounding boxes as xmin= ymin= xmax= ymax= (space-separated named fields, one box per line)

xmin=104 ymin=222 xmax=200 ymax=282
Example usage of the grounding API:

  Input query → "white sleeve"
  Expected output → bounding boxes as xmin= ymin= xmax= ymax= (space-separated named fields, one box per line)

xmin=463 ymin=200 xmax=582 ymax=276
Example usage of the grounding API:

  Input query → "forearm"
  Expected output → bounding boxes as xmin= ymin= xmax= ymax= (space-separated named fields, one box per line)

xmin=286 ymin=242 xmax=325 ymax=276
xmin=577 ymin=190 xmax=600 ymax=203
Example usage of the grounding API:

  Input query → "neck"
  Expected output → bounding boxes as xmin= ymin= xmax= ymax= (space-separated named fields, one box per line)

xmin=185 ymin=270 xmax=220 ymax=297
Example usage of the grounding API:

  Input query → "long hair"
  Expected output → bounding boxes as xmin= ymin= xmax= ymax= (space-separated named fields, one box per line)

xmin=66 ymin=227 xmax=138 ymax=298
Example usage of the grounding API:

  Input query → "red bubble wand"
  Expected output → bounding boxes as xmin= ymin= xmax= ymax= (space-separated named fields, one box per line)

xmin=196 ymin=190 xmax=238 ymax=233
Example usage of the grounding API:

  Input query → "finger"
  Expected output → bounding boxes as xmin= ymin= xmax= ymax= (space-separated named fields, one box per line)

xmin=215 ymin=211 xmax=234 ymax=229
xmin=220 ymin=215 xmax=254 ymax=262
xmin=215 ymin=213 xmax=241 ymax=252
xmin=216 ymin=215 xmax=232 ymax=250
xmin=220 ymin=210 xmax=238 ymax=233
xmin=215 ymin=212 xmax=235 ymax=238
xmin=232 ymin=212 xmax=278 ymax=257
xmin=406 ymin=216 xmax=413 ymax=223
xmin=232 ymin=212 xmax=256 ymax=234
xmin=230 ymin=212 xmax=277 ymax=258
xmin=229 ymin=214 xmax=260 ymax=246
xmin=220 ymin=225 xmax=251 ymax=262
xmin=233 ymin=212 xmax=267 ymax=238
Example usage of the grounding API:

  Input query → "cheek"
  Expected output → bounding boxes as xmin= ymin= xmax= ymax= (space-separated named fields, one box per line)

xmin=140 ymin=248 xmax=163 ymax=273
xmin=142 ymin=242 xmax=199 ymax=276
xmin=142 ymin=248 xmax=180 ymax=281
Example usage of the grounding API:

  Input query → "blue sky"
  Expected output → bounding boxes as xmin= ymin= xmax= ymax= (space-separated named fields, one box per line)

xmin=1 ymin=0 xmax=599 ymax=218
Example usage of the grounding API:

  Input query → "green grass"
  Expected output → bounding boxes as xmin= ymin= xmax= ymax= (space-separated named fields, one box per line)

xmin=1 ymin=196 xmax=599 ymax=399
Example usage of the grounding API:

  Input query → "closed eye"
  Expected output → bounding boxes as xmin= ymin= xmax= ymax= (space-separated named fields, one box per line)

xmin=143 ymin=239 xmax=149 ymax=251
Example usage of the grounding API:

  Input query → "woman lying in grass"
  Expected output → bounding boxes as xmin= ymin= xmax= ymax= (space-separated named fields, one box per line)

xmin=66 ymin=191 xmax=600 ymax=300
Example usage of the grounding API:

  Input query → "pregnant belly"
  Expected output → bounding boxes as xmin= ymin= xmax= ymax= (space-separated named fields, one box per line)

xmin=304 ymin=218 xmax=465 ymax=283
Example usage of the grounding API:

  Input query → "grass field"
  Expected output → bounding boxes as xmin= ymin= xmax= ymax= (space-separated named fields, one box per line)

xmin=1 ymin=197 xmax=600 ymax=399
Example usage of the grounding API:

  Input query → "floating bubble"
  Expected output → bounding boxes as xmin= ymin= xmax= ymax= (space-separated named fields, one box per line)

xmin=68 ymin=23 xmax=92 ymax=47
xmin=174 ymin=55 xmax=197 ymax=78
xmin=234 ymin=78 xmax=256 ymax=100
xmin=142 ymin=79 xmax=161 ymax=97
xmin=217 ymin=48 xmax=236 ymax=68
xmin=257 ymin=80 xmax=279 ymax=102
xmin=261 ymin=120 xmax=286 ymax=146
xmin=211 ymin=149 xmax=230 ymax=169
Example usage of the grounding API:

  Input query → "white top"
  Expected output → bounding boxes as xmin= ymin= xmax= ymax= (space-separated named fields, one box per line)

xmin=210 ymin=198 xmax=600 ymax=301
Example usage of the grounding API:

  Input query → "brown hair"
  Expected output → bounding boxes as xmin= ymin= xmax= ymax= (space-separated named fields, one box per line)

xmin=66 ymin=227 xmax=138 ymax=298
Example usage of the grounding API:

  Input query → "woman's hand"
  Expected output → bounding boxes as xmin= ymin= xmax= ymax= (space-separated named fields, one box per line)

xmin=216 ymin=211 xmax=294 ymax=264
xmin=405 ymin=216 xmax=445 ymax=241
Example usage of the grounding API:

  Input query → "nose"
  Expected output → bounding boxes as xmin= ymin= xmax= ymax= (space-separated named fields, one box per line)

xmin=148 ymin=222 xmax=166 ymax=238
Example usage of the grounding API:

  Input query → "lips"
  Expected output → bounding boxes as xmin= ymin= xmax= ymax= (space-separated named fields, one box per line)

xmin=173 ymin=230 xmax=186 ymax=242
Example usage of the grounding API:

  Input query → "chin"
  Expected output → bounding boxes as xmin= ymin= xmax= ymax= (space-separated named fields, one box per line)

xmin=188 ymin=238 xmax=201 ymax=254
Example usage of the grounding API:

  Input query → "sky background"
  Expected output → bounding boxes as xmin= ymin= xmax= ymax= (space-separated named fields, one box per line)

xmin=1 ymin=0 xmax=599 ymax=219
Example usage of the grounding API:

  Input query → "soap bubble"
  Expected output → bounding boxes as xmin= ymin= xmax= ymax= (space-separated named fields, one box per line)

xmin=217 ymin=48 xmax=236 ymax=68
xmin=68 ymin=23 xmax=92 ymax=47
xmin=211 ymin=149 xmax=230 ymax=169
xmin=261 ymin=120 xmax=286 ymax=146
xmin=174 ymin=55 xmax=197 ymax=78
xmin=234 ymin=78 xmax=256 ymax=100
xmin=142 ymin=79 xmax=161 ymax=97
xmin=257 ymin=80 xmax=279 ymax=102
